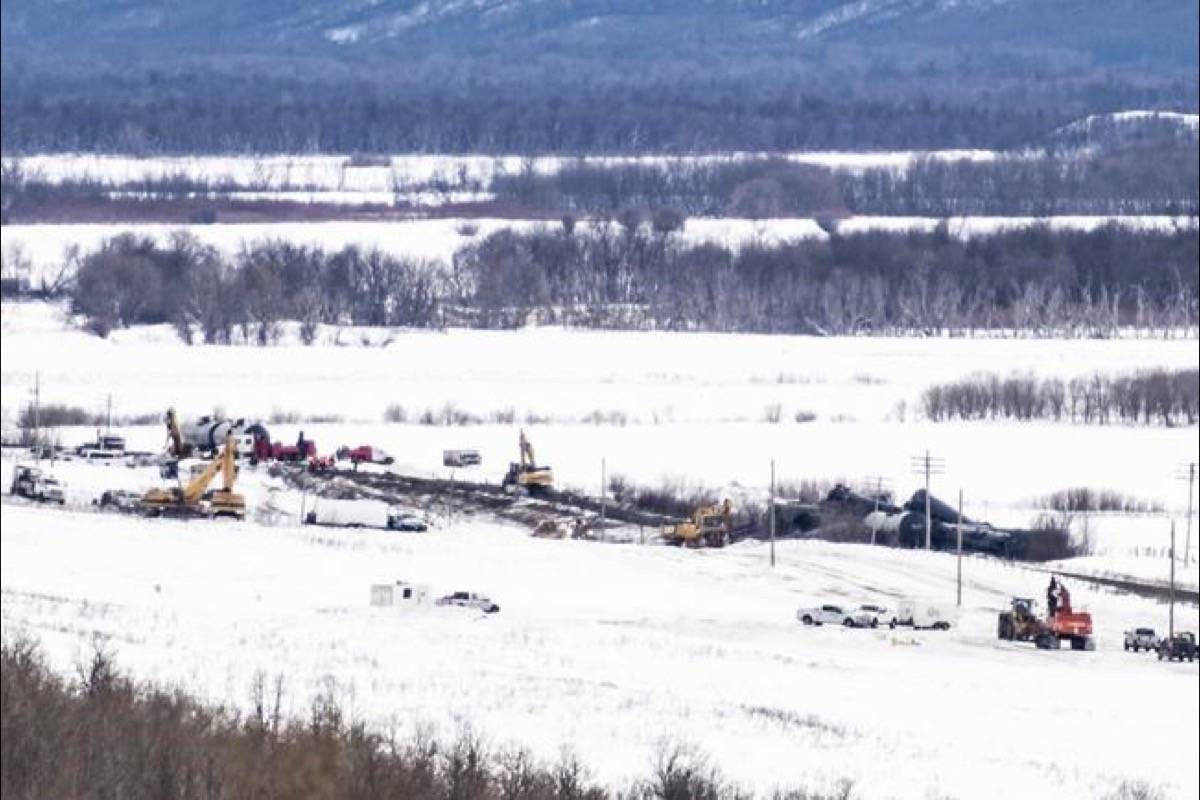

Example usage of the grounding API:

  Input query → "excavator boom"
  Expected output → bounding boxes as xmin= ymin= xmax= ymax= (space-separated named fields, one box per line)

xmin=141 ymin=432 xmax=245 ymax=519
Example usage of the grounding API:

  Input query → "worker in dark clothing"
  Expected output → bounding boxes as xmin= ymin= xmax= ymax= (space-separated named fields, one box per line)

xmin=296 ymin=430 xmax=306 ymax=452
xmin=1047 ymin=577 xmax=1059 ymax=618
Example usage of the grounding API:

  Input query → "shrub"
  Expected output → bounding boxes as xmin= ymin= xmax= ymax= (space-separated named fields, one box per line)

xmin=1035 ymin=487 xmax=1164 ymax=513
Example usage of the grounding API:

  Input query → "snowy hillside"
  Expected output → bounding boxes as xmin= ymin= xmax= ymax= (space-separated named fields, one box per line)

xmin=2 ymin=499 xmax=1197 ymax=798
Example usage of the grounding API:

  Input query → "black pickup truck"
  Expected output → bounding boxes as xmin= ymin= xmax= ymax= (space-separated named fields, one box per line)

xmin=1157 ymin=632 xmax=1197 ymax=662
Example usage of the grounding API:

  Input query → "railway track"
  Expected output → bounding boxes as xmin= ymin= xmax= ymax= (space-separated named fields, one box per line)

xmin=279 ymin=466 xmax=1200 ymax=605
xmin=285 ymin=466 xmax=679 ymax=532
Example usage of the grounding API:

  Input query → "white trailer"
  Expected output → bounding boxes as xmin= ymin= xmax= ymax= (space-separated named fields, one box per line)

xmin=305 ymin=498 xmax=391 ymax=529
xmin=370 ymin=581 xmax=430 ymax=608
xmin=891 ymin=599 xmax=956 ymax=630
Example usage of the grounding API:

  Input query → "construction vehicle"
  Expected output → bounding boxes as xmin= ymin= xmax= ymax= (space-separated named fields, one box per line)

xmin=997 ymin=592 xmax=1095 ymax=651
xmin=1156 ymin=632 xmax=1197 ymax=662
xmin=164 ymin=408 xmax=257 ymax=458
xmin=501 ymin=429 xmax=553 ymax=495
xmin=140 ymin=433 xmax=246 ymax=520
xmin=661 ymin=499 xmax=733 ymax=548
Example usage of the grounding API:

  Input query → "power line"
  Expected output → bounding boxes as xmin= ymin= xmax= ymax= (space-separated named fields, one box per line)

xmin=769 ymin=459 xmax=776 ymax=568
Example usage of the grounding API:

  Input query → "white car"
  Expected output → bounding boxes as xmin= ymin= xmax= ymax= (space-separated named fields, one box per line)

xmin=796 ymin=604 xmax=874 ymax=628
xmin=436 ymin=591 xmax=500 ymax=613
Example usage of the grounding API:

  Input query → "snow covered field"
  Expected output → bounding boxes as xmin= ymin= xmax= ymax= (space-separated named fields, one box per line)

xmin=2 ymin=499 xmax=1197 ymax=798
xmin=14 ymin=150 xmax=1004 ymax=192
xmin=4 ymin=216 xmax=1194 ymax=291
xmin=2 ymin=300 xmax=1197 ymax=589
xmin=3 ymin=290 xmax=1198 ymax=796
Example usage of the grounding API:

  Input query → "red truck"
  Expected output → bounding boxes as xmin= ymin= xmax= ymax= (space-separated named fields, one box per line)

xmin=253 ymin=437 xmax=317 ymax=463
xmin=336 ymin=445 xmax=395 ymax=466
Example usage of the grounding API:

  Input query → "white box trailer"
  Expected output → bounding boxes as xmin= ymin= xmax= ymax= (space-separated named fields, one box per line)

xmin=305 ymin=498 xmax=391 ymax=529
xmin=370 ymin=581 xmax=430 ymax=608
xmin=892 ymin=599 xmax=956 ymax=630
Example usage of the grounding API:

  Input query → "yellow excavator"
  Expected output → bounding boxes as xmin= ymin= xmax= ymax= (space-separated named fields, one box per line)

xmin=662 ymin=499 xmax=733 ymax=548
xmin=501 ymin=429 xmax=554 ymax=495
xmin=140 ymin=432 xmax=246 ymax=519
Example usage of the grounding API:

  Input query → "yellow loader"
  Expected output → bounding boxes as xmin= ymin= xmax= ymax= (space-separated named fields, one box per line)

xmin=662 ymin=499 xmax=733 ymax=548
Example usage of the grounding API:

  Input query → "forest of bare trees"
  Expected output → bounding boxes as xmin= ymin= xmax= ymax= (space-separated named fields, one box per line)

xmin=491 ymin=148 xmax=1199 ymax=218
xmin=52 ymin=223 xmax=1198 ymax=343
xmin=920 ymin=368 xmax=1199 ymax=426
xmin=69 ymin=235 xmax=440 ymax=342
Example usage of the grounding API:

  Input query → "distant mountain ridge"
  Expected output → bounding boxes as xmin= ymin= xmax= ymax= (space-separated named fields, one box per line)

xmin=3 ymin=0 xmax=1197 ymax=74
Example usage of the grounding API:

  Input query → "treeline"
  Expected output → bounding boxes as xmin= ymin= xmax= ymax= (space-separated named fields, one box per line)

xmin=920 ymin=369 xmax=1200 ymax=426
xmin=2 ymin=67 xmax=1195 ymax=155
xmin=59 ymin=224 xmax=1200 ymax=339
xmin=492 ymin=148 xmax=1200 ymax=218
xmin=1 ymin=637 xmax=842 ymax=800
xmin=71 ymin=235 xmax=441 ymax=342
xmin=451 ymin=223 xmax=1198 ymax=335
xmin=493 ymin=159 xmax=847 ymax=217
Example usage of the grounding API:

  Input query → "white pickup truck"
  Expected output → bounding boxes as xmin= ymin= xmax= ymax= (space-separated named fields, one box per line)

xmin=436 ymin=591 xmax=500 ymax=613
xmin=10 ymin=465 xmax=66 ymax=504
xmin=796 ymin=604 xmax=875 ymax=628
xmin=1124 ymin=627 xmax=1158 ymax=652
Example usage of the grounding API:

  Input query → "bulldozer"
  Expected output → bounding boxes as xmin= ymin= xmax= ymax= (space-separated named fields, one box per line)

xmin=501 ymin=429 xmax=554 ymax=495
xmin=997 ymin=589 xmax=1094 ymax=651
xmin=662 ymin=499 xmax=733 ymax=548
xmin=140 ymin=432 xmax=246 ymax=520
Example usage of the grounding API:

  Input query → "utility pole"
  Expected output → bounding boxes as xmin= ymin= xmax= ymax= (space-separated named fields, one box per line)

xmin=105 ymin=393 xmax=113 ymax=434
xmin=956 ymin=489 xmax=964 ymax=607
xmin=769 ymin=458 xmax=776 ymax=568
xmin=1177 ymin=461 xmax=1197 ymax=567
xmin=599 ymin=457 xmax=607 ymax=541
xmin=910 ymin=450 xmax=945 ymax=550
xmin=1169 ymin=520 xmax=1176 ymax=640
xmin=32 ymin=371 xmax=41 ymax=460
